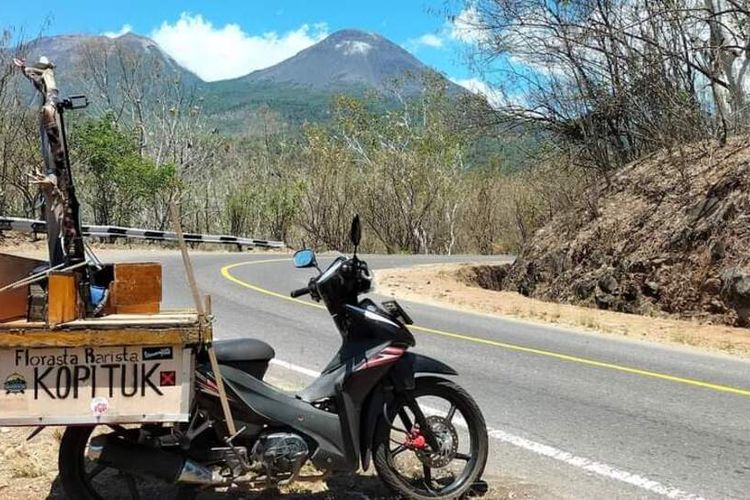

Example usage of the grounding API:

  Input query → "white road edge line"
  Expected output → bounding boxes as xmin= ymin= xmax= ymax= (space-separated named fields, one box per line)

xmin=269 ymin=358 xmax=705 ymax=500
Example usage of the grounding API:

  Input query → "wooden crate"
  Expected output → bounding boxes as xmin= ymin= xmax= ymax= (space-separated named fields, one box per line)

xmin=0 ymin=310 xmax=210 ymax=426
xmin=106 ymin=262 xmax=162 ymax=314
xmin=0 ymin=253 xmax=46 ymax=322
xmin=0 ymin=253 xmax=208 ymax=426
xmin=48 ymin=271 xmax=78 ymax=326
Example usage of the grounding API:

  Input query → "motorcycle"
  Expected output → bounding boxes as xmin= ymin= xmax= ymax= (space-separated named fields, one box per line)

xmin=58 ymin=216 xmax=489 ymax=499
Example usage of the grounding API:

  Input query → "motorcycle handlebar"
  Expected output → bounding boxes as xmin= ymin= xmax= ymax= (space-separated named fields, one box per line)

xmin=290 ymin=286 xmax=310 ymax=298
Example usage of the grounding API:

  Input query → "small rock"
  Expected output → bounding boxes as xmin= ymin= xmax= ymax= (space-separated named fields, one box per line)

xmin=643 ymin=281 xmax=660 ymax=298
xmin=0 ymin=427 xmax=9 ymax=434
xmin=710 ymin=240 xmax=726 ymax=261
xmin=574 ymin=280 xmax=595 ymax=299
xmin=706 ymin=299 xmax=726 ymax=314
xmin=598 ymin=274 xmax=618 ymax=294
xmin=595 ymin=290 xmax=615 ymax=309
xmin=701 ymin=278 xmax=721 ymax=295
xmin=720 ymin=268 xmax=750 ymax=326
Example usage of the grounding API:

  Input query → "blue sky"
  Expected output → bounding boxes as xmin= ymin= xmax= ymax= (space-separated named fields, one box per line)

xmin=1 ymin=0 xmax=492 ymax=93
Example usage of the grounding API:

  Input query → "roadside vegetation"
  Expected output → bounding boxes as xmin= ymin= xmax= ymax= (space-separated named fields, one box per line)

xmin=0 ymin=27 xmax=581 ymax=256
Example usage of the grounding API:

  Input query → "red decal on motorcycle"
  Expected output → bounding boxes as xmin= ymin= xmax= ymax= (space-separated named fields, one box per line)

xmin=355 ymin=347 xmax=406 ymax=371
xmin=383 ymin=347 xmax=406 ymax=355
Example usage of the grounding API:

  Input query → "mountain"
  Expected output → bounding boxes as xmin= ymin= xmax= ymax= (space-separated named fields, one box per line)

xmin=24 ymin=33 xmax=201 ymax=92
xmin=202 ymin=29 xmax=467 ymax=131
xmin=238 ymin=29 xmax=464 ymax=94
xmin=19 ymin=29 xmax=467 ymax=132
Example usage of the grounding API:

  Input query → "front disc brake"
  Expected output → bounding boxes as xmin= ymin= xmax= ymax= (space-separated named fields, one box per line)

xmin=415 ymin=415 xmax=459 ymax=468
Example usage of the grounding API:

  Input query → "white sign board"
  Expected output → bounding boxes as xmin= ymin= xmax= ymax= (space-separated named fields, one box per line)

xmin=0 ymin=345 xmax=193 ymax=426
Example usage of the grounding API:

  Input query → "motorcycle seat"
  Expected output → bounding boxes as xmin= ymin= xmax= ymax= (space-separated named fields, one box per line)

xmin=214 ymin=338 xmax=275 ymax=362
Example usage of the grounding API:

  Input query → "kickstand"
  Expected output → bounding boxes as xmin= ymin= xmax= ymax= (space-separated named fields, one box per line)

xmin=224 ymin=425 xmax=253 ymax=473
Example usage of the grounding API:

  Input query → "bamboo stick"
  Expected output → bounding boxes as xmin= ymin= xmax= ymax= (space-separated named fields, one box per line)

xmin=168 ymin=202 xmax=237 ymax=436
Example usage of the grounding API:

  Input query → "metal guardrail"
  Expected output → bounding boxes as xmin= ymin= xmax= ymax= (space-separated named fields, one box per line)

xmin=0 ymin=216 xmax=286 ymax=249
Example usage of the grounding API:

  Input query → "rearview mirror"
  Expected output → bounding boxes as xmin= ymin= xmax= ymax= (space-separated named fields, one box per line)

xmin=350 ymin=215 xmax=362 ymax=247
xmin=293 ymin=249 xmax=317 ymax=269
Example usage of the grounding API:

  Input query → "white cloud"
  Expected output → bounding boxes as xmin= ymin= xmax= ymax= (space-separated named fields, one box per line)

xmin=102 ymin=24 xmax=133 ymax=38
xmin=452 ymin=77 xmax=502 ymax=107
xmin=150 ymin=13 xmax=328 ymax=81
xmin=450 ymin=6 xmax=488 ymax=44
xmin=416 ymin=33 xmax=444 ymax=48
xmin=404 ymin=33 xmax=444 ymax=52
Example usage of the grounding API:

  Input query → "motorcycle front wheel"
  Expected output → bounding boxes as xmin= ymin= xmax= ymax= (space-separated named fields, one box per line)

xmin=373 ymin=376 xmax=488 ymax=499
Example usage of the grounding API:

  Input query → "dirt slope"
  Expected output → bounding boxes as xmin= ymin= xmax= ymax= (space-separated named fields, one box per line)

xmin=494 ymin=139 xmax=750 ymax=327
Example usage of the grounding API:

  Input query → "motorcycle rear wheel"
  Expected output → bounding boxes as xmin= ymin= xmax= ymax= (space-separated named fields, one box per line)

xmin=58 ymin=425 xmax=195 ymax=500
xmin=373 ymin=376 xmax=488 ymax=499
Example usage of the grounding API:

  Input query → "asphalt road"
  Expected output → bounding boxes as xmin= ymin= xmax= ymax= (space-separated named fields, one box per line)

xmin=139 ymin=251 xmax=750 ymax=499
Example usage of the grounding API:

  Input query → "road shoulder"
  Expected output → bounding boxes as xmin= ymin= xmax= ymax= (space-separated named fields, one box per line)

xmin=376 ymin=263 xmax=750 ymax=358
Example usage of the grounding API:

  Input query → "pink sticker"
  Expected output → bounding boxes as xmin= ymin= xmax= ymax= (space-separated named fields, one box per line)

xmin=90 ymin=397 xmax=109 ymax=416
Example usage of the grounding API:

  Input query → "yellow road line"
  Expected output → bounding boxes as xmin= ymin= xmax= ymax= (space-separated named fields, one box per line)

xmin=220 ymin=259 xmax=750 ymax=398
xmin=222 ymin=259 xmax=327 ymax=309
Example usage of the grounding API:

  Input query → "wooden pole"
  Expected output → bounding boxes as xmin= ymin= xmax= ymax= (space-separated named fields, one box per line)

xmin=168 ymin=203 xmax=204 ymax=316
xmin=168 ymin=202 xmax=237 ymax=436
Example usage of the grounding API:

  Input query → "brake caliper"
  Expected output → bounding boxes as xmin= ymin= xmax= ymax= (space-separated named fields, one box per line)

xmin=404 ymin=427 xmax=427 ymax=450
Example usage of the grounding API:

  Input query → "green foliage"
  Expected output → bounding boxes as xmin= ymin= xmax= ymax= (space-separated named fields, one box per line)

xmin=202 ymin=81 xmax=348 ymax=134
xmin=71 ymin=114 xmax=176 ymax=226
xmin=1 ymin=35 xmax=561 ymax=254
xmin=208 ymin=74 xmax=565 ymax=255
xmin=293 ymin=76 xmax=469 ymax=254
xmin=221 ymin=135 xmax=304 ymax=242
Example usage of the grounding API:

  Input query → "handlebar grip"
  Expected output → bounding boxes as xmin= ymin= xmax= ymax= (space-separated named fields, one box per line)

xmin=290 ymin=287 xmax=310 ymax=298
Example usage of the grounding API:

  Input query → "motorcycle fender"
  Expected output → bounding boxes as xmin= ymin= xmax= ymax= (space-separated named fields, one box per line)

xmin=360 ymin=388 xmax=386 ymax=471
xmin=411 ymin=353 xmax=458 ymax=376
xmin=360 ymin=353 xmax=458 ymax=469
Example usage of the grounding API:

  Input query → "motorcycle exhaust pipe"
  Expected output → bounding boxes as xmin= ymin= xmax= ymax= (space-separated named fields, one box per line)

xmin=87 ymin=434 xmax=225 ymax=485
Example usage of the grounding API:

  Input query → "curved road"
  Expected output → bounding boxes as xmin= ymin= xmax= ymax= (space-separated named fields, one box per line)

xmin=142 ymin=252 xmax=750 ymax=499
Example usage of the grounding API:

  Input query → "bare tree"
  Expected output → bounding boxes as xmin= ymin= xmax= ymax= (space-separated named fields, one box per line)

xmin=457 ymin=0 xmax=750 ymax=170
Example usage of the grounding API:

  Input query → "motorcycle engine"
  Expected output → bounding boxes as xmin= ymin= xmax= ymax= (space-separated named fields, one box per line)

xmin=251 ymin=432 xmax=309 ymax=476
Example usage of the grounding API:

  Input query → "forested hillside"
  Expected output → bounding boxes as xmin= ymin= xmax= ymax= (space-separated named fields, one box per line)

xmin=0 ymin=27 xmax=549 ymax=254
xmin=453 ymin=0 xmax=750 ymax=325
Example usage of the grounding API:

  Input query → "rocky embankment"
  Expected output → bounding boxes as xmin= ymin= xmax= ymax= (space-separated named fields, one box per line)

xmin=468 ymin=139 xmax=750 ymax=327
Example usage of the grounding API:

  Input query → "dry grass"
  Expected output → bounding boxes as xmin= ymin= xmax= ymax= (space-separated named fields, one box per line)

xmin=377 ymin=263 xmax=750 ymax=357
xmin=499 ymin=138 xmax=750 ymax=327
xmin=0 ymin=427 xmax=62 ymax=498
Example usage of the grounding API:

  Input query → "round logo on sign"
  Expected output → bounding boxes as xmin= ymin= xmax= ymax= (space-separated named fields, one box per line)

xmin=90 ymin=397 xmax=109 ymax=416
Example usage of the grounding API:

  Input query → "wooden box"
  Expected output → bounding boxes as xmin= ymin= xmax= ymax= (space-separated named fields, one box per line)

xmin=0 ymin=253 xmax=45 ymax=322
xmin=0 ymin=255 xmax=202 ymax=426
xmin=48 ymin=271 xmax=79 ymax=326
xmin=106 ymin=262 xmax=162 ymax=314
xmin=0 ymin=311 xmax=208 ymax=426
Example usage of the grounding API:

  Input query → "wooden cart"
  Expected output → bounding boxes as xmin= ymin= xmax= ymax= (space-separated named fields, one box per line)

xmin=0 ymin=253 xmax=211 ymax=427
xmin=3 ymin=59 xmax=233 ymax=432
